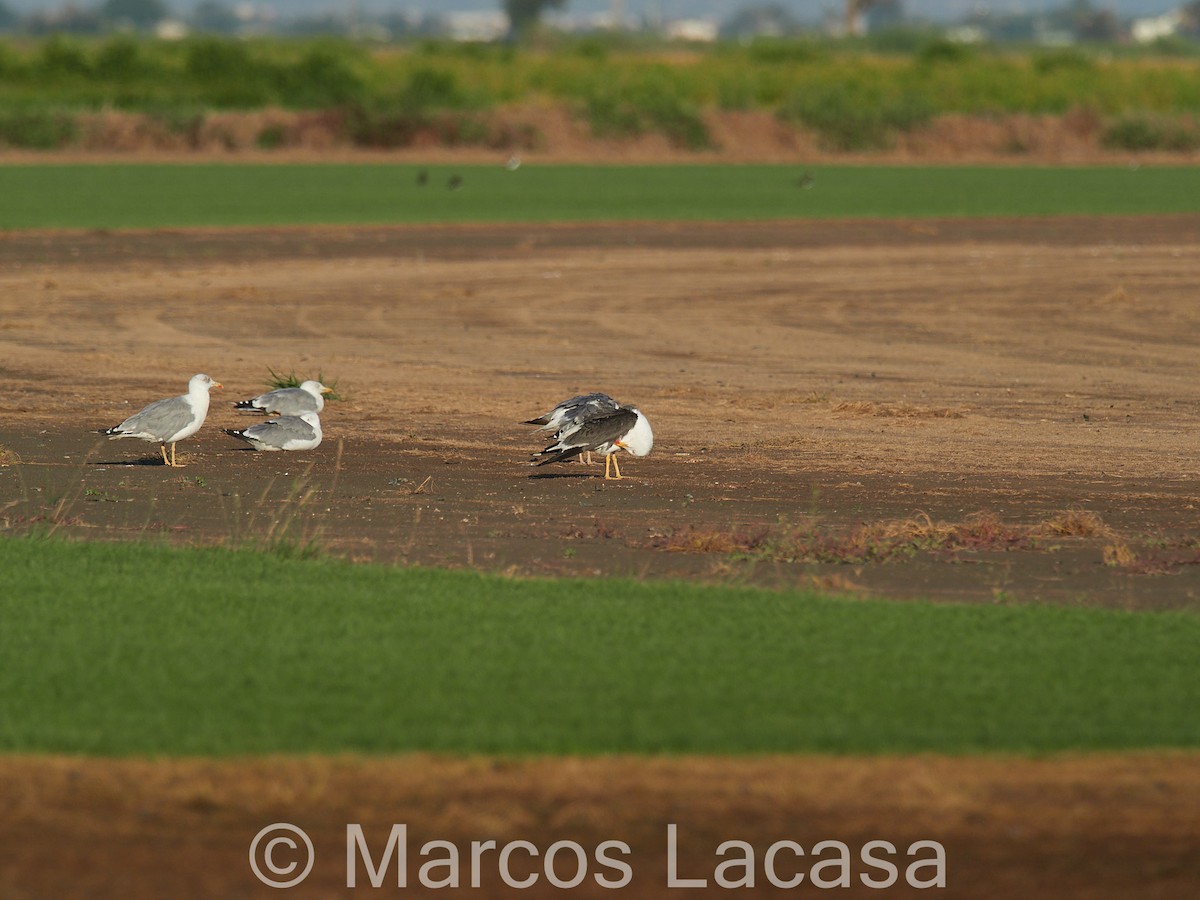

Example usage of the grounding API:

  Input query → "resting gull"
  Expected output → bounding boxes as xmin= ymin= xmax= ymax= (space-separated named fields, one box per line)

xmin=532 ymin=405 xmax=653 ymax=480
xmin=224 ymin=411 xmax=323 ymax=452
xmin=99 ymin=373 xmax=221 ymax=467
xmin=233 ymin=380 xmax=332 ymax=416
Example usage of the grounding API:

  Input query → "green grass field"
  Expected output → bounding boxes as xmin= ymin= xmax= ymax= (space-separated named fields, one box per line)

xmin=4 ymin=163 xmax=1200 ymax=230
xmin=1 ymin=537 xmax=1196 ymax=756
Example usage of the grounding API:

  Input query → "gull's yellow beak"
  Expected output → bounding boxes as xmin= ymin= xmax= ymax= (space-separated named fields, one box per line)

xmin=213 ymin=381 xmax=223 ymax=390
xmin=321 ymin=386 xmax=334 ymax=394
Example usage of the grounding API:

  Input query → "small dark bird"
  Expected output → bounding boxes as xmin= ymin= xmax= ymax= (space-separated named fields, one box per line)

xmin=448 ymin=175 xmax=462 ymax=191
xmin=416 ymin=169 xmax=428 ymax=186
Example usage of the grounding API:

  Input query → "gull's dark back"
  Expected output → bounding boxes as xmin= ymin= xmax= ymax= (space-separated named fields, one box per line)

xmin=535 ymin=407 xmax=638 ymax=466
xmin=526 ymin=392 xmax=618 ymax=429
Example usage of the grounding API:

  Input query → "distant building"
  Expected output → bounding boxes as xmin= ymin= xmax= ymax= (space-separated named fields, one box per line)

xmin=665 ymin=18 xmax=719 ymax=42
xmin=446 ymin=10 xmax=507 ymax=42
xmin=155 ymin=18 xmax=188 ymax=39
xmin=1132 ymin=9 xmax=1183 ymax=43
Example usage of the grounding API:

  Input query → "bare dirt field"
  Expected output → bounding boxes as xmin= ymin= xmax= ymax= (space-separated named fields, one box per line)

xmin=2 ymin=217 xmax=1200 ymax=606
xmin=3 ymin=753 xmax=1199 ymax=900
xmin=2 ymin=217 xmax=1200 ymax=899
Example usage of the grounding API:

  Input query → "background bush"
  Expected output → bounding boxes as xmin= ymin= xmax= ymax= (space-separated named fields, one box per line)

xmin=1 ymin=36 xmax=1199 ymax=152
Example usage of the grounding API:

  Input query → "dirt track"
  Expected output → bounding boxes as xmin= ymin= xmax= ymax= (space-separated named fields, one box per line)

xmin=3 ymin=218 xmax=1200 ymax=899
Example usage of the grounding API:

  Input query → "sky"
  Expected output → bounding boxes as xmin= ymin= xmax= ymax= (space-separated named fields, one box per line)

xmin=1 ymin=0 xmax=1182 ymax=21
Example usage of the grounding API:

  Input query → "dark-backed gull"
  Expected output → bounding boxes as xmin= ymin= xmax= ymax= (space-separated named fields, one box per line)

xmin=532 ymin=405 xmax=653 ymax=480
xmin=525 ymin=392 xmax=619 ymax=464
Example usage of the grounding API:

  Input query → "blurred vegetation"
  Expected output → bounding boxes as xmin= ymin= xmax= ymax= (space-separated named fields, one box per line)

xmin=2 ymin=34 xmax=1200 ymax=150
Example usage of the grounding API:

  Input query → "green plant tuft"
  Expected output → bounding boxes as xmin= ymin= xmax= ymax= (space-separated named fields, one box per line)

xmin=266 ymin=366 xmax=343 ymax=402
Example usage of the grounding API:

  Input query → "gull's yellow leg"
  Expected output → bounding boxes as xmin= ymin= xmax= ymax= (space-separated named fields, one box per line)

xmin=604 ymin=454 xmax=612 ymax=479
xmin=611 ymin=455 xmax=623 ymax=479
xmin=159 ymin=444 xmax=170 ymax=466
xmin=170 ymin=443 xmax=181 ymax=468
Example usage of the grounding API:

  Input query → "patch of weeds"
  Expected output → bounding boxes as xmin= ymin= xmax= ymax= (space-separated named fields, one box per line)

xmin=144 ymin=105 xmax=206 ymax=145
xmin=745 ymin=39 xmax=826 ymax=65
xmin=1103 ymin=536 xmax=1200 ymax=575
xmin=0 ymin=445 xmax=20 ymax=466
xmin=37 ymin=36 xmax=91 ymax=78
xmin=1032 ymin=49 xmax=1096 ymax=75
xmin=0 ymin=109 xmax=79 ymax=150
xmin=651 ymin=510 xmax=1113 ymax=566
xmin=1102 ymin=115 xmax=1200 ymax=153
xmin=343 ymin=67 xmax=473 ymax=149
xmin=266 ymin=366 xmax=343 ymax=401
xmin=832 ymin=400 xmax=963 ymax=419
xmin=580 ymin=78 xmax=712 ymax=151
xmin=778 ymin=82 xmax=935 ymax=151
xmin=93 ymin=36 xmax=150 ymax=82
xmin=262 ymin=537 xmax=324 ymax=561
xmin=1102 ymin=541 xmax=1137 ymax=568
xmin=83 ymin=488 xmax=120 ymax=502
xmin=255 ymin=123 xmax=288 ymax=149
xmin=657 ymin=525 xmax=772 ymax=556
xmin=1034 ymin=509 xmax=1112 ymax=539
xmin=914 ymin=38 xmax=976 ymax=67
xmin=280 ymin=45 xmax=365 ymax=108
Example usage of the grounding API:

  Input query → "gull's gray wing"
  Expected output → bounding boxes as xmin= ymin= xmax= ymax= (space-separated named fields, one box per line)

xmin=234 ymin=387 xmax=318 ymax=416
xmin=244 ymin=415 xmax=317 ymax=447
xmin=260 ymin=388 xmax=319 ymax=416
xmin=113 ymin=395 xmax=194 ymax=441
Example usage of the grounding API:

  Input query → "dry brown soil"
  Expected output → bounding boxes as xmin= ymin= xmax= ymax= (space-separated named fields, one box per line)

xmin=3 ymin=753 xmax=1199 ymax=900
xmin=2 ymin=217 xmax=1200 ymax=606
xmin=2 ymin=218 xmax=1199 ymax=899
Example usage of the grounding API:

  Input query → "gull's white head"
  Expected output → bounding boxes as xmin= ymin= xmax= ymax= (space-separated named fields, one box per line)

xmin=298 ymin=411 xmax=323 ymax=431
xmin=189 ymin=373 xmax=221 ymax=392
xmin=300 ymin=380 xmax=332 ymax=397
xmin=617 ymin=407 xmax=654 ymax=458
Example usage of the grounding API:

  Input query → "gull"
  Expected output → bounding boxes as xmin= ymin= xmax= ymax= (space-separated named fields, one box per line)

xmin=525 ymin=392 xmax=619 ymax=433
xmin=224 ymin=411 xmax=323 ymax=452
xmin=532 ymin=405 xmax=653 ymax=480
xmin=233 ymin=380 xmax=332 ymax=417
xmin=524 ymin=392 xmax=618 ymax=464
xmin=99 ymin=373 xmax=221 ymax=467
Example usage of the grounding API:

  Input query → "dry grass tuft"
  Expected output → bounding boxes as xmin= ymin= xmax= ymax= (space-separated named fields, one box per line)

xmin=832 ymin=401 xmax=875 ymax=416
xmin=649 ymin=509 xmax=1124 ymax=567
xmin=832 ymin=401 xmax=963 ymax=419
xmin=1103 ymin=542 xmax=1137 ymax=568
xmin=0 ymin=445 xmax=20 ymax=466
xmin=654 ymin=526 xmax=770 ymax=555
xmin=1035 ymin=509 xmax=1113 ymax=539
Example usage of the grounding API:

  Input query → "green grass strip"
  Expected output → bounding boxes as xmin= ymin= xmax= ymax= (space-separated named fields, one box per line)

xmin=3 ymin=164 xmax=1200 ymax=230
xmin=1 ymin=537 xmax=1196 ymax=756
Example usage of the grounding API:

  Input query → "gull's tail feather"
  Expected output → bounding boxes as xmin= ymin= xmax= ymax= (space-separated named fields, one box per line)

xmin=532 ymin=446 xmax=586 ymax=467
